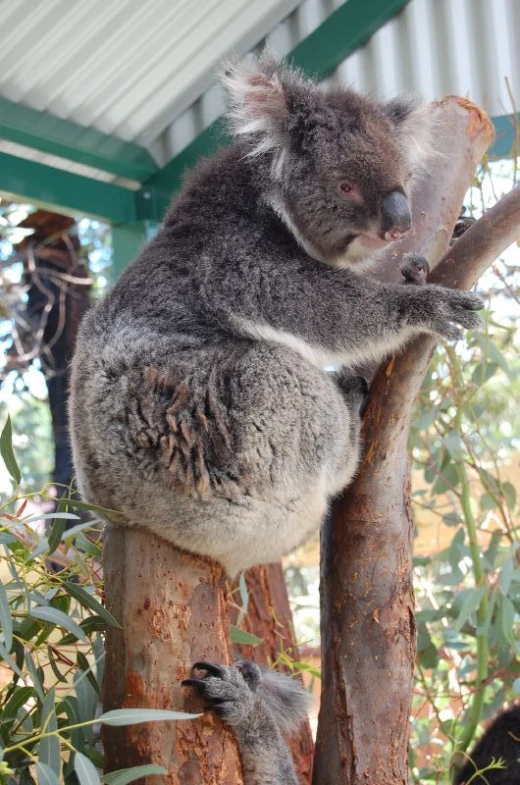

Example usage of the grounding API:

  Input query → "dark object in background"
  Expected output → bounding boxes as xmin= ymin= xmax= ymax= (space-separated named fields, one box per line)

xmin=12 ymin=211 xmax=91 ymax=504
xmin=451 ymin=205 xmax=477 ymax=243
xmin=455 ymin=705 xmax=520 ymax=784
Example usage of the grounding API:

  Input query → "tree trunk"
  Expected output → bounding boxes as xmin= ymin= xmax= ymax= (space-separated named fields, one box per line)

xmin=103 ymin=528 xmax=243 ymax=785
xmin=313 ymin=98 xmax=495 ymax=785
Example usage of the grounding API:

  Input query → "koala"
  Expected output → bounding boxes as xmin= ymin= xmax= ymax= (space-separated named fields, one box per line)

xmin=455 ymin=705 xmax=520 ymax=785
xmin=182 ymin=660 xmax=310 ymax=785
xmin=69 ymin=52 xmax=483 ymax=576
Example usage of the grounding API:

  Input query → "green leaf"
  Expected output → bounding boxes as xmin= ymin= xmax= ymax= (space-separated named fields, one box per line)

xmin=47 ymin=518 xmax=67 ymax=555
xmin=418 ymin=642 xmax=439 ymax=669
xmin=453 ymin=586 xmax=486 ymax=632
xmin=77 ymin=651 xmax=101 ymax=696
xmin=98 ymin=708 xmax=200 ymax=726
xmin=502 ymin=481 xmax=517 ymax=511
xmin=23 ymin=512 xmax=80 ymax=524
xmin=480 ymin=493 xmax=497 ymax=512
xmin=498 ymin=559 xmax=514 ymax=595
xmin=103 ymin=765 xmax=168 ymax=785
xmin=46 ymin=646 xmax=68 ymax=684
xmin=25 ymin=651 xmax=45 ymax=701
xmin=63 ymin=581 xmax=121 ymax=629
xmin=0 ymin=639 xmax=25 ymax=680
xmin=0 ymin=582 xmax=13 ymax=651
xmin=432 ymin=461 xmax=459 ymax=494
xmin=0 ymin=415 xmax=21 ymax=485
xmin=0 ymin=415 xmax=22 ymax=485
xmin=75 ymin=752 xmax=101 ymax=785
xmin=29 ymin=605 xmax=88 ymax=643
xmin=2 ymin=686 xmax=35 ymax=722
xmin=513 ymin=678 xmax=520 ymax=694
xmin=499 ymin=595 xmax=516 ymax=646
xmin=229 ymin=626 xmax=263 ymax=645
xmin=40 ymin=687 xmax=60 ymax=776
xmin=36 ymin=762 xmax=60 ymax=785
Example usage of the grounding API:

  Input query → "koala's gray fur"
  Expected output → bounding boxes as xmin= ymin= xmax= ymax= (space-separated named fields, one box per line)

xmin=182 ymin=660 xmax=310 ymax=785
xmin=70 ymin=52 xmax=483 ymax=576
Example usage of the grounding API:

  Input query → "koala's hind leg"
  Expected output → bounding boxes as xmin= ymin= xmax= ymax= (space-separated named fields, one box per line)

xmin=182 ymin=661 xmax=301 ymax=785
xmin=333 ymin=370 xmax=370 ymax=417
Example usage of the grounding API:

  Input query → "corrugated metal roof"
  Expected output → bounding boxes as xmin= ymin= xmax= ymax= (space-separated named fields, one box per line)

xmin=0 ymin=0 xmax=304 ymax=160
xmin=161 ymin=0 xmax=520 ymax=163
xmin=0 ymin=0 xmax=518 ymax=181
xmin=333 ymin=0 xmax=519 ymax=114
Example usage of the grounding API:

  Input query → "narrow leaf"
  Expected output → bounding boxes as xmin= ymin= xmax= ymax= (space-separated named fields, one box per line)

xmin=75 ymin=752 xmax=101 ymax=785
xmin=25 ymin=651 xmax=45 ymax=701
xmin=36 ymin=762 xmax=60 ymax=785
xmin=64 ymin=581 xmax=121 ymax=628
xmin=453 ymin=586 xmax=485 ymax=632
xmin=103 ymin=765 xmax=167 ymax=785
xmin=30 ymin=605 xmax=88 ymax=643
xmin=0 ymin=582 xmax=13 ymax=651
xmin=98 ymin=708 xmax=200 ymax=726
xmin=229 ymin=626 xmax=263 ymax=645
xmin=23 ymin=512 xmax=80 ymax=524
xmin=3 ymin=686 xmax=35 ymax=721
xmin=0 ymin=415 xmax=21 ymax=485
xmin=0 ymin=639 xmax=25 ymax=680
xmin=40 ymin=687 xmax=60 ymax=775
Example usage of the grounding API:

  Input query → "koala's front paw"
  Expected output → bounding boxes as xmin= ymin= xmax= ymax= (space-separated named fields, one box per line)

xmin=423 ymin=287 xmax=484 ymax=340
xmin=182 ymin=661 xmax=256 ymax=727
xmin=401 ymin=253 xmax=430 ymax=286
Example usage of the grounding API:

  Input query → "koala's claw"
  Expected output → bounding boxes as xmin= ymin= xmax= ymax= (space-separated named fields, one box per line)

xmin=182 ymin=661 xmax=254 ymax=727
xmin=191 ymin=661 xmax=226 ymax=677
xmin=235 ymin=659 xmax=262 ymax=688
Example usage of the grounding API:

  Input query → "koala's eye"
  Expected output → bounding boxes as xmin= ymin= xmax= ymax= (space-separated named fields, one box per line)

xmin=337 ymin=182 xmax=359 ymax=200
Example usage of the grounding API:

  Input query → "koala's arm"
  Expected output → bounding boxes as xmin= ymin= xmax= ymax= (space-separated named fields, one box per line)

xmin=204 ymin=250 xmax=483 ymax=368
xmin=182 ymin=662 xmax=308 ymax=785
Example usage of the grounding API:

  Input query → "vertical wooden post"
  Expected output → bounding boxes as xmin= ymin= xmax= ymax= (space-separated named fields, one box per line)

xmin=103 ymin=527 xmax=242 ymax=784
xmin=313 ymin=99 xmax=494 ymax=785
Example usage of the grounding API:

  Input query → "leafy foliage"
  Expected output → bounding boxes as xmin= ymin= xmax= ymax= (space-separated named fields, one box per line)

xmin=0 ymin=421 xmax=195 ymax=784
xmin=408 ymin=161 xmax=520 ymax=783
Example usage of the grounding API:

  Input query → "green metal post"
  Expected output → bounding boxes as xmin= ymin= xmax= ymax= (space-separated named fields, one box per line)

xmin=111 ymin=221 xmax=159 ymax=280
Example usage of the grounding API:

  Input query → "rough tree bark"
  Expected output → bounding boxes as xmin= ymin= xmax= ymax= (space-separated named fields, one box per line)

xmin=313 ymin=98 xmax=499 ymax=785
xmin=103 ymin=529 xmax=243 ymax=785
xmin=103 ymin=541 xmax=314 ymax=784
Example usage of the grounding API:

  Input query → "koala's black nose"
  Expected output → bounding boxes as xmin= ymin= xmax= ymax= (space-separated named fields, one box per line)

xmin=380 ymin=191 xmax=412 ymax=241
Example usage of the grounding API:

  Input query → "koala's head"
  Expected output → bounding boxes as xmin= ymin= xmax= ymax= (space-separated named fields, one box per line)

xmin=222 ymin=52 xmax=432 ymax=268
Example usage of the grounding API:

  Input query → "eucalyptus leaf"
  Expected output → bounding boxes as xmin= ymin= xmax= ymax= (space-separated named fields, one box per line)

xmin=229 ymin=626 xmax=263 ymax=645
xmin=74 ymin=752 xmax=101 ymax=785
xmin=98 ymin=708 xmax=200 ymax=726
xmin=63 ymin=581 xmax=121 ymax=629
xmin=0 ymin=582 xmax=13 ymax=651
xmin=0 ymin=415 xmax=21 ymax=485
xmin=29 ymin=606 xmax=88 ymax=643
xmin=36 ymin=762 xmax=60 ymax=785
xmin=103 ymin=765 xmax=167 ymax=785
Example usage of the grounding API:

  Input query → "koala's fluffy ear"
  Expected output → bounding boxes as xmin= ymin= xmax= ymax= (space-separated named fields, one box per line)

xmin=221 ymin=53 xmax=290 ymax=158
xmin=385 ymin=95 xmax=434 ymax=171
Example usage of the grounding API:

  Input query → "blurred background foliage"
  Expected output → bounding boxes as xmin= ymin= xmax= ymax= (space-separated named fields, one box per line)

xmin=0 ymin=156 xmax=519 ymax=783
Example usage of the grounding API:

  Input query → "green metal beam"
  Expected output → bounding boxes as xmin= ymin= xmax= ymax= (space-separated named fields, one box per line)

xmin=289 ymin=0 xmax=411 ymax=77
xmin=0 ymin=152 xmax=137 ymax=223
xmin=489 ymin=114 xmax=519 ymax=160
xmin=0 ymin=97 xmax=158 ymax=182
xmin=142 ymin=0 xmax=412 ymax=218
